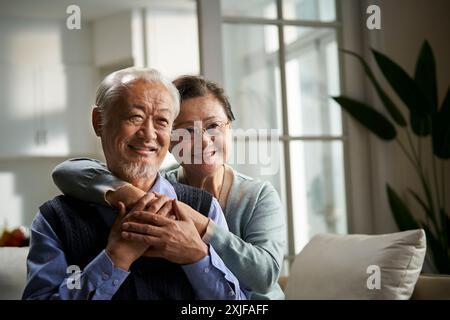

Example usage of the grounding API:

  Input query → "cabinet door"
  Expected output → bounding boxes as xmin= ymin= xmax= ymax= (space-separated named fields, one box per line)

xmin=37 ymin=64 xmax=98 ymax=156
xmin=0 ymin=63 xmax=99 ymax=157
xmin=59 ymin=64 xmax=98 ymax=156
xmin=33 ymin=64 xmax=67 ymax=156
xmin=0 ymin=63 xmax=37 ymax=157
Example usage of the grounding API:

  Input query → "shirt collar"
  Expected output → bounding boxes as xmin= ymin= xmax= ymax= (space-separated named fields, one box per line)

xmin=149 ymin=172 xmax=178 ymax=199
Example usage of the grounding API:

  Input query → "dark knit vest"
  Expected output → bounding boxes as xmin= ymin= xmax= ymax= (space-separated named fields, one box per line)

xmin=39 ymin=181 xmax=212 ymax=300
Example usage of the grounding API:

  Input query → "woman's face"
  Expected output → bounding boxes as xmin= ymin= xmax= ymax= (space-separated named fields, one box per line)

xmin=171 ymin=94 xmax=231 ymax=176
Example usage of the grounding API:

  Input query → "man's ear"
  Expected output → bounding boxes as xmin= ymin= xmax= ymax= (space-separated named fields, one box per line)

xmin=92 ymin=107 xmax=102 ymax=137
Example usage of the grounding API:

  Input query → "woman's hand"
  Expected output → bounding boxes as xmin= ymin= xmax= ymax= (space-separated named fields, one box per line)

xmin=106 ymin=183 xmax=146 ymax=208
xmin=166 ymin=198 xmax=210 ymax=237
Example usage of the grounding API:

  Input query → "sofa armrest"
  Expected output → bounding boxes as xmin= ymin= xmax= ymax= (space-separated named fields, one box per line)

xmin=410 ymin=274 xmax=450 ymax=300
xmin=0 ymin=247 xmax=29 ymax=300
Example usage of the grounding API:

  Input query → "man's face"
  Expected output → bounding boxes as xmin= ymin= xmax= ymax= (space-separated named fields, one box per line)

xmin=97 ymin=79 xmax=174 ymax=182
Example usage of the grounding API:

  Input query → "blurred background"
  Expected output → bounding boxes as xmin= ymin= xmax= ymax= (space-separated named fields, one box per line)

xmin=0 ymin=0 xmax=449 ymax=275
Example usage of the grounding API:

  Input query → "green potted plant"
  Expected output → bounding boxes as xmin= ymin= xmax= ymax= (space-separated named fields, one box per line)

xmin=332 ymin=40 xmax=450 ymax=274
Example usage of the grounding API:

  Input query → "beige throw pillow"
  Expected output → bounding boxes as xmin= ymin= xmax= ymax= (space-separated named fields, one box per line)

xmin=285 ymin=229 xmax=426 ymax=299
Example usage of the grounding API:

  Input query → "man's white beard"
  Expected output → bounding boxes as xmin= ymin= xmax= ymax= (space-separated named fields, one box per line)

xmin=120 ymin=160 xmax=158 ymax=180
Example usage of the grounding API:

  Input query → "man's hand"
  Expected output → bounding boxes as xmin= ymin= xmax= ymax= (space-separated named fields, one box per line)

xmin=122 ymin=200 xmax=209 ymax=264
xmin=106 ymin=184 xmax=209 ymax=237
xmin=105 ymin=194 xmax=156 ymax=270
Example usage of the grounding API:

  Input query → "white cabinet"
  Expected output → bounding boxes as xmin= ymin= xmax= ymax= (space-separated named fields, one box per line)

xmin=0 ymin=62 xmax=98 ymax=158
xmin=0 ymin=63 xmax=36 ymax=157
xmin=93 ymin=11 xmax=137 ymax=68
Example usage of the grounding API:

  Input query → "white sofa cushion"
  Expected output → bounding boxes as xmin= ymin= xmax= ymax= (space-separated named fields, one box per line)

xmin=0 ymin=247 xmax=29 ymax=300
xmin=284 ymin=229 xmax=426 ymax=299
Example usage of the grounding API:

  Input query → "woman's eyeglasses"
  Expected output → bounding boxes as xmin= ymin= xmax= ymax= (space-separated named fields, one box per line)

xmin=171 ymin=120 xmax=230 ymax=139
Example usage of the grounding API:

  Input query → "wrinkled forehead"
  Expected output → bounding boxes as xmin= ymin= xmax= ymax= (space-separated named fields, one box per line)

xmin=126 ymin=80 xmax=173 ymax=109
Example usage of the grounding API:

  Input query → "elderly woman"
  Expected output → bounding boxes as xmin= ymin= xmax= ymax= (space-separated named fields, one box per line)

xmin=52 ymin=75 xmax=285 ymax=299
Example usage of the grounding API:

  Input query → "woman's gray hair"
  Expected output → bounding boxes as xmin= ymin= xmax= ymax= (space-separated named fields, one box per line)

xmin=95 ymin=67 xmax=180 ymax=123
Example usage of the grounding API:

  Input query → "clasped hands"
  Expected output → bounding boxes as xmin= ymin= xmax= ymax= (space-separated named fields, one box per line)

xmin=106 ymin=192 xmax=209 ymax=271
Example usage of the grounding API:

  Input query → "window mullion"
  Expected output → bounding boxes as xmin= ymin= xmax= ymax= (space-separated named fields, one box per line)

xmin=276 ymin=0 xmax=296 ymax=266
xmin=197 ymin=0 xmax=224 ymax=83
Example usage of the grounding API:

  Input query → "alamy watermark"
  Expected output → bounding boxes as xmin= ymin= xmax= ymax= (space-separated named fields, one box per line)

xmin=66 ymin=5 xmax=81 ymax=30
xmin=366 ymin=265 xmax=381 ymax=290
xmin=66 ymin=265 xmax=81 ymax=290
xmin=67 ymin=4 xmax=381 ymax=31
xmin=367 ymin=5 xmax=381 ymax=30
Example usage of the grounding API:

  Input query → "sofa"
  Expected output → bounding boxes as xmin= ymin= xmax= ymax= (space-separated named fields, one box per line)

xmin=278 ymin=273 xmax=450 ymax=300
xmin=1 ymin=229 xmax=449 ymax=300
xmin=0 ymin=247 xmax=28 ymax=300
xmin=281 ymin=229 xmax=450 ymax=300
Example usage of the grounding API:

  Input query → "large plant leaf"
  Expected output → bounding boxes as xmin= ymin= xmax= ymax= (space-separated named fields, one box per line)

xmin=341 ymin=49 xmax=406 ymax=127
xmin=372 ymin=49 xmax=433 ymax=119
xmin=446 ymin=213 xmax=450 ymax=248
xmin=410 ymin=114 xmax=431 ymax=136
xmin=333 ymin=96 xmax=396 ymax=140
xmin=416 ymin=167 xmax=440 ymax=234
xmin=439 ymin=208 xmax=449 ymax=249
xmin=386 ymin=184 xmax=420 ymax=231
xmin=410 ymin=41 xmax=437 ymax=136
xmin=432 ymin=87 xmax=450 ymax=159
xmin=408 ymin=188 xmax=437 ymax=229
xmin=414 ymin=41 xmax=438 ymax=110
xmin=421 ymin=224 xmax=450 ymax=274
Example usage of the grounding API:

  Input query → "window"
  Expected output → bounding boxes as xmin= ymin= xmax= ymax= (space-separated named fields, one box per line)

xmin=144 ymin=0 xmax=200 ymax=79
xmin=218 ymin=0 xmax=348 ymax=267
xmin=141 ymin=0 xmax=200 ymax=169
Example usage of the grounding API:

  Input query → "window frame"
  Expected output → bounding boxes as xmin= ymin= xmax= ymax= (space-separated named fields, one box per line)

xmin=197 ymin=0 xmax=374 ymax=267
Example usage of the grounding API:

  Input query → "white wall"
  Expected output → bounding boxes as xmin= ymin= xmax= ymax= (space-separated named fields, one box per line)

xmin=0 ymin=159 xmax=65 ymax=227
xmin=145 ymin=6 xmax=200 ymax=79
xmin=93 ymin=11 xmax=134 ymax=67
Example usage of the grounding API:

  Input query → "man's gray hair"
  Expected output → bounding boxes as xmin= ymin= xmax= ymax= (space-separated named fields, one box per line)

xmin=95 ymin=67 xmax=180 ymax=123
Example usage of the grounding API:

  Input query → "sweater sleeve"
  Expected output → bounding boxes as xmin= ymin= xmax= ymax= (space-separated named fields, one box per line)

xmin=208 ymin=182 xmax=286 ymax=294
xmin=52 ymin=158 xmax=128 ymax=205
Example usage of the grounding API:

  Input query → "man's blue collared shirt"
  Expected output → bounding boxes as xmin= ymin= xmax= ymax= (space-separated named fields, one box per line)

xmin=22 ymin=174 xmax=247 ymax=300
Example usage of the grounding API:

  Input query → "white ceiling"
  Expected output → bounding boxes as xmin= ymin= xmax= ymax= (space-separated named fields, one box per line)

xmin=0 ymin=0 xmax=195 ymax=20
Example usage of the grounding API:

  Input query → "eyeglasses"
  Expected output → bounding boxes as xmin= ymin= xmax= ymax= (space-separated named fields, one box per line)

xmin=171 ymin=120 xmax=230 ymax=139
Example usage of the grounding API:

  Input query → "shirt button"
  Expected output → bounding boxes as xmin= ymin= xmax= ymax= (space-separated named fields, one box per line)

xmin=102 ymin=272 xmax=109 ymax=280
xmin=204 ymin=267 xmax=209 ymax=273
xmin=113 ymin=279 xmax=119 ymax=286
xmin=229 ymin=290 xmax=235 ymax=296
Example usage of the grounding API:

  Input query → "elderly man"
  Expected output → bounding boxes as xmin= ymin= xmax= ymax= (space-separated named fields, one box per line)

xmin=22 ymin=68 xmax=247 ymax=300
